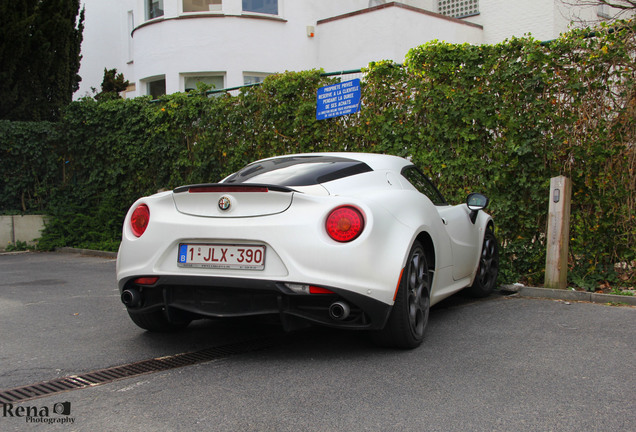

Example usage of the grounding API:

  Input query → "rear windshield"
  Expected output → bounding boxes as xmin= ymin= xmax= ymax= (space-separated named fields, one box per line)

xmin=223 ymin=156 xmax=372 ymax=186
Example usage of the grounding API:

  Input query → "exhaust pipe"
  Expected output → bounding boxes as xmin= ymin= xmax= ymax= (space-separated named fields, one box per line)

xmin=121 ymin=288 xmax=142 ymax=308
xmin=328 ymin=301 xmax=350 ymax=321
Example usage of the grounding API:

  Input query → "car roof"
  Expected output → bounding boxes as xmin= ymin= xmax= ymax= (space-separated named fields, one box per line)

xmin=258 ymin=152 xmax=412 ymax=172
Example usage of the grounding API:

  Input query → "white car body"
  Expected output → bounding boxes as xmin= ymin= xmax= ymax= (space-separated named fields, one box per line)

xmin=116 ymin=153 xmax=497 ymax=348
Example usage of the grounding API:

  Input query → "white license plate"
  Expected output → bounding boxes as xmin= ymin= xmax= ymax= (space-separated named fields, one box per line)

xmin=178 ymin=244 xmax=266 ymax=270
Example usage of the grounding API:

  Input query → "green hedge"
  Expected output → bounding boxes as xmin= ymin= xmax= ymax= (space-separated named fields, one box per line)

xmin=0 ymin=120 xmax=60 ymax=212
xmin=1 ymin=20 xmax=633 ymax=288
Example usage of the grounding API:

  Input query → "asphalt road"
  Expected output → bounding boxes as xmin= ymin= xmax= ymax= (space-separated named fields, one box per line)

xmin=1 ymin=252 xmax=634 ymax=431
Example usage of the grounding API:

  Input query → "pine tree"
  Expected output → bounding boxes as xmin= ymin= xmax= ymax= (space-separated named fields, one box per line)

xmin=0 ymin=0 xmax=84 ymax=121
xmin=95 ymin=68 xmax=130 ymax=101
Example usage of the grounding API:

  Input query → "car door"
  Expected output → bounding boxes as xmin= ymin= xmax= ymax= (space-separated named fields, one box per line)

xmin=401 ymin=166 xmax=481 ymax=280
xmin=437 ymin=204 xmax=481 ymax=280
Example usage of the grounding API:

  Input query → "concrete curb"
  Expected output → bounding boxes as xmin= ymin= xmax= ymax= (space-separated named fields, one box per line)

xmin=0 ymin=250 xmax=31 ymax=256
xmin=55 ymin=247 xmax=118 ymax=259
xmin=500 ymin=284 xmax=636 ymax=306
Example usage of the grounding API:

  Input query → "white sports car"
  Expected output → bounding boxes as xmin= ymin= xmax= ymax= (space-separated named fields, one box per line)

xmin=116 ymin=153 xmax=498 ymax=348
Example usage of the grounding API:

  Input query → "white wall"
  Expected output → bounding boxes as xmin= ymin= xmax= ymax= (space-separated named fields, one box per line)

xmin=75 ymin=0 xmax=633 ymax=99
xmin=465 ymin=0 xmax=558 ymax=43
xmin=76 ymin=0 xmax=135 ymax=99
xmin=465 ymin=0 xmax=627 ymax=44
xmin=317 ymin=4 xmax=483 ymax=71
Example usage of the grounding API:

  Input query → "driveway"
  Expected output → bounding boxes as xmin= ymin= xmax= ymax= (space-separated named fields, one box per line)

xmin=1 ymin=252 xmax=634 ymax=431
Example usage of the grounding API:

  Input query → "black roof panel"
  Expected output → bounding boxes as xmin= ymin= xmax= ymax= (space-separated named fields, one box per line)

xmin=223 ymin=156 xmax=373 ymax=187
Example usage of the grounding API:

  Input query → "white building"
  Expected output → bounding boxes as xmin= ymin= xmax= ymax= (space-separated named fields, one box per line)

xmin=75 ymin=0 xmax=628 ymax=99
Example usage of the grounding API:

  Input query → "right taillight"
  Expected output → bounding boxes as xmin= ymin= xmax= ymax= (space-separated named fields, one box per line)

xmin=130 ymin=204 xmax=150 ymax=237
xmin=325 ymin=206 xmax=365 ymax=242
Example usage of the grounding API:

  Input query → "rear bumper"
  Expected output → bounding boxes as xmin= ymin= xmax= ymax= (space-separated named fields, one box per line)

xmin=117 ymin=191 xmax=414 ymax=307
xmin=120 ymin=275 xmax=392 ymax=330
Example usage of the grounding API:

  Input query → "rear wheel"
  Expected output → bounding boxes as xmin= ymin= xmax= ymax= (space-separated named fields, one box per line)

xmin=465 ymin=228 xmax=499 ymax=298
xmin=374 ymin=241 xmax=430 ymax=349
xmin=127 ymin=309 xmax=191 ymax=332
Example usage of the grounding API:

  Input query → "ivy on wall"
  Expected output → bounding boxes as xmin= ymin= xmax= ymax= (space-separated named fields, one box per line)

xmin=1 ymin=20 xmax=633 ymax=288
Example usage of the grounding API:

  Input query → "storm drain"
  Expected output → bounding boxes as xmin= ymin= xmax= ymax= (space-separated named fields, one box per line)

xmin=0 ymin=337 xmax=277 ymax=404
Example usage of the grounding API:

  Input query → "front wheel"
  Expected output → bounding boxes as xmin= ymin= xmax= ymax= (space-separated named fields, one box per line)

xmin=373 ymin=241 xmax=430 ymax=349
xmin=464 ymin=228 xmax=499 ymax=298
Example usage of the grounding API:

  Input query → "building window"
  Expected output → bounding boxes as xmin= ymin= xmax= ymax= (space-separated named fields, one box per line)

xmin=184 ymin=75 xmax=224 ymax=92
xmin=147 ymin=77 xmax=166 ymax=99
xmin=127 ymin=10 xmax=134 ymax=63
xmin=243 ymin=73 xmax=270 ymax=86
xmin=183 ymin=0 xmax=222 ymax=13
xmin=597 ymin=4 xmax=612 ymax=19
xmin=242 ymin=0 xmax=278 ymax=15
xmin=146 ymin=0 xmax=164 ymax=20
xmin=438 ymin=0 xmax=479 ymax=18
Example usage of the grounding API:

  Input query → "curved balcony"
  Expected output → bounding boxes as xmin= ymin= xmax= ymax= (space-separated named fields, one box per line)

xmin=132 ymin=0 xmax=304 ymax=94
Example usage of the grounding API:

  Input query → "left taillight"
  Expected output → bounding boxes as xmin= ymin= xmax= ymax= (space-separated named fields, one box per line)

xmin=130 ymin=204 xmax=150 ymax=237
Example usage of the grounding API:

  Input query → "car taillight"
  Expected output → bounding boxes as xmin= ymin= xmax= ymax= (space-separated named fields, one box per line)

xmin=325 ymin=206 xmax=365 ymax=242
xmin=130 ymin=204 xmax=150 ymax=237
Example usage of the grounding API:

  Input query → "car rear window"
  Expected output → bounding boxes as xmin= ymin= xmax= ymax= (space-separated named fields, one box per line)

xmin=223 ymin=156 xmax=373 ymax=186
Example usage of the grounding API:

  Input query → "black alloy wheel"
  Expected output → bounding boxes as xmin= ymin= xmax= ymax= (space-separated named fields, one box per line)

xmin=373 ymin=241 xmax=430 ymax=349
xmin=465 ymin=228 xmax=499 ymax=298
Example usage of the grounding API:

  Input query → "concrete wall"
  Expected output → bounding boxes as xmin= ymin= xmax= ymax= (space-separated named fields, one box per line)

xmin=0 ymin=216 xmax=47 ymax=250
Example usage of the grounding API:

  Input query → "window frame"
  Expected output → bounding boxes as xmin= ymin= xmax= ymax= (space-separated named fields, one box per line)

xmin=145 ymin=0 xmax=164 ymax=20
xmin=145 ymin=76 xmax=167 ymax=99
xmin=243 ymin=73 xmax=271 ymax=86
xmin=182 ymin=73 xmax=225 ymax=93
xmin=182 ymin=0 xmax=222 ymax=14
xmin=242 ymin=0 xmax=279 ymax=16
xmin=401 ymin=165 xmax=448 ymax=206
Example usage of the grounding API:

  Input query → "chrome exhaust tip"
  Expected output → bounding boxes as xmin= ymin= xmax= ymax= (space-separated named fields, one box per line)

xmin=328 ymin=301 xmax=350 ymax=321
xmin=121 ymin=288 xmax=142 ymax=308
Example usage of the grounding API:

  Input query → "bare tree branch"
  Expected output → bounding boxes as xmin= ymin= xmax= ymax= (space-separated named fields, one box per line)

xmin=564 ymin=0 xmax=636 ymax=10
xmin=560 ymin=0 xmax=636 ymax=25
xmin=597 ymin=0 xmax=636 ymax=9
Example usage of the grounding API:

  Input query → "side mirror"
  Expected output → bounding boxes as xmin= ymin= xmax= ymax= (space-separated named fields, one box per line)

xmin=467 ymin=193 xmax=489 ymax=224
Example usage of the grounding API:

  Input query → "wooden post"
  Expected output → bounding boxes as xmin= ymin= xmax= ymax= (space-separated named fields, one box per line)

xmin=545 ymin=176 xmax=572 ymax=289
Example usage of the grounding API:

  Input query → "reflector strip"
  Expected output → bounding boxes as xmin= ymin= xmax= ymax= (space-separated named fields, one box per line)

xmin=309 ymin=286 xmax=335 ymax=294
xmin=134 ymin=277 xmax=159 ymax=285
xmin=393 ymin=268 xmax=404 ymax=301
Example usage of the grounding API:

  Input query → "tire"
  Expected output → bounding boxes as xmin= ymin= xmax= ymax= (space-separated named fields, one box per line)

xmin=127 ymin=309 xmax=191 ymax=332
xmin=465 ymin=228 xmax=499 ymax=298
xmin=374 ymin=241 xmax=430 ymax=349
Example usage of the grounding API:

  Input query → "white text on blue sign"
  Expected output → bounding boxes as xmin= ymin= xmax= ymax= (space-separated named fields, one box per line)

xmin=316 ymin=79 xmax=361 ymax=120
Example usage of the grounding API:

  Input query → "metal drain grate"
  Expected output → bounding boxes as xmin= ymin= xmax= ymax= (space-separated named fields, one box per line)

xmin=0 ymin=337 xmax=277 ymax=404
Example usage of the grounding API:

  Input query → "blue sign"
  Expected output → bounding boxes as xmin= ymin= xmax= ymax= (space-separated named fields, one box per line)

xmin=316 ymin=79 xmax=361 ymax=120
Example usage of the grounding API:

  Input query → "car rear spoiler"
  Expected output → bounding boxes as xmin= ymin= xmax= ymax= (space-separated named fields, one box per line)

xmin=173 ymin=183 xmax=296 ymax=194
